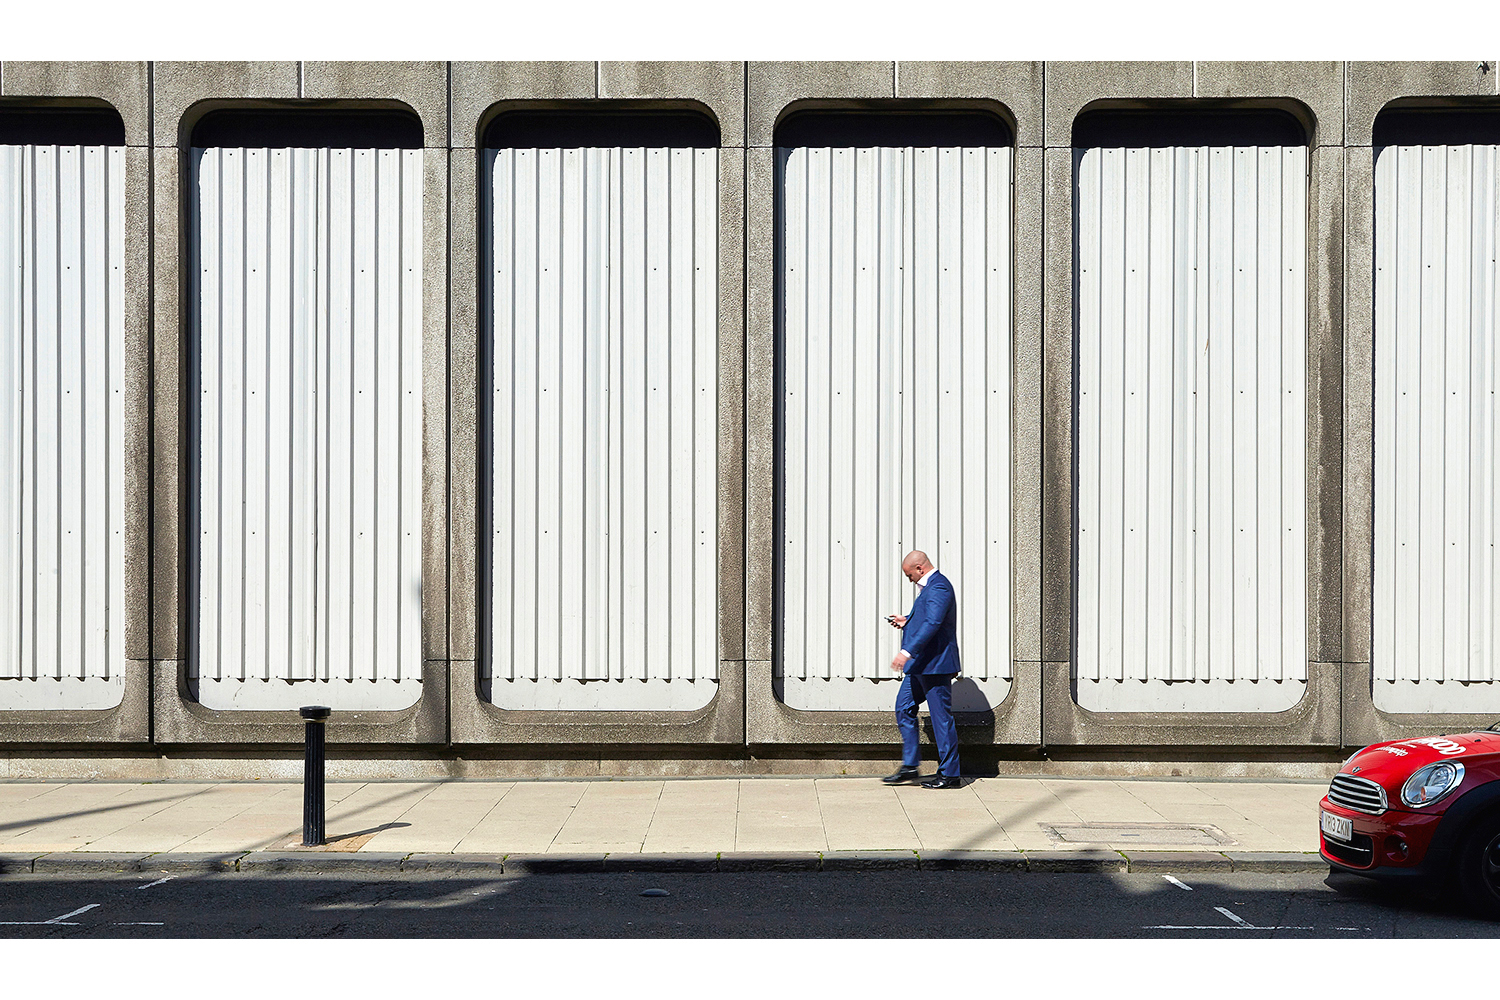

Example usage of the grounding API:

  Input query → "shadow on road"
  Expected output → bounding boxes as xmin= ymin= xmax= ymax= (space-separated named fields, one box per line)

xmin=0 ymin=864 xmax=1492 ymax=938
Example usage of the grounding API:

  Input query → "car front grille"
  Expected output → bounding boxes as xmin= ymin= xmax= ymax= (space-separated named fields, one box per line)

xmin=1323 ymin=831 xmax=1375 ymax=868
xmin=1328 ymin=774 xmax=1388 ymax=815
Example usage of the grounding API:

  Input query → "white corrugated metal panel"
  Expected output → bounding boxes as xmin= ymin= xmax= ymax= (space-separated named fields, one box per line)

xmin=487 ymin=147 xmax=718 ymax=712
xmin=0 ymin=145 xmax=126 ymax=711
xmin=191 ymin=147 xmax=423 ymax=712
xmin=1374 ymin=143 xmax=1500 ymax=713
xmin=1075 ymin=146 xmax=1308 ymax=713
xmin=778 ymin=146 xmax=1013 ymax=713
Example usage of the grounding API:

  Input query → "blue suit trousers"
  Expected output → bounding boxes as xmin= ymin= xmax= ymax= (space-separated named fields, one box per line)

xmin=895 ymin=672 xmax=960 ymax=777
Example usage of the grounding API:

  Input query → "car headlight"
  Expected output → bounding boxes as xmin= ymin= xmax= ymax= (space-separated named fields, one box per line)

xmin=1400 ymin=761 xmax=1466 ymax=808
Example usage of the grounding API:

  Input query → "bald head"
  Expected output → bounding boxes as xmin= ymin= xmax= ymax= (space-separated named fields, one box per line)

xmin=901 ymin=550 xmax=932 ymax=584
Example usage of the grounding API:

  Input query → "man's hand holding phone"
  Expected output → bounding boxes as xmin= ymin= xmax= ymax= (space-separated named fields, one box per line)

xmin=885 ymin=614 xmax=907 ymax=628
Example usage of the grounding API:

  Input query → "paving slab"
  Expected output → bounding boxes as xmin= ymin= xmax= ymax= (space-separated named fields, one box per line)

xmin=454 ymin=782 xmax=587 ymax=854
xmin=4 ymin=785 xmax=204 ymax=850
xmin=641 ymin=779 xmax=738 ymax=853
xmin=815 ymin=781 xmax=920 ymax=851
xmin=362 ymin=782 xmax=516 ymax=854
xmin=734 ymin=779 xmax=826 ymax=848
xmin=551 ymin=781 xmax=663 ymax=852
xmin=154 ymin=785 xmax=303 ymax=853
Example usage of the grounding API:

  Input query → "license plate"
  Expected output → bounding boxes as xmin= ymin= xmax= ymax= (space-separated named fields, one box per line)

xmin=1321 ymin=810 xmax=1353 ymax=843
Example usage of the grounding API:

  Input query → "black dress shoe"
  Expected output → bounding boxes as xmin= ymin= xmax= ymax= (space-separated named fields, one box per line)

xmin=920 ymin=774 xmax=962 ymax=789
xmin=881 ymin=765 xmax=922 ymax=785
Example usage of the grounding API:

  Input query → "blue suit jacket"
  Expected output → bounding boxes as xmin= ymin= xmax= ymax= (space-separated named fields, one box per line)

xmin=901 ymin=571 xmax=961 ymax=676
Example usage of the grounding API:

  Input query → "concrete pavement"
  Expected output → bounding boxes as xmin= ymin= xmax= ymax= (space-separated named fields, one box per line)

xmin=0 ymin=774 xmax=1332 ymax=872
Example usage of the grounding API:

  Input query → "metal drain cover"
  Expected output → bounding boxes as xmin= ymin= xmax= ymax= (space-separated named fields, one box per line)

xmin=1039 ymin=822 xmax=1236 ymax=846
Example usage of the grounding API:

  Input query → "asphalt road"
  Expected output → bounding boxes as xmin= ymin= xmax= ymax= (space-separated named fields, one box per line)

xmin=0 ymin=869 xmax=1494 ymax=937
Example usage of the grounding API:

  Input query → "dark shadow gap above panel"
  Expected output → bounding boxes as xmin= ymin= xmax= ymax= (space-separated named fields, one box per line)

xmin=775 ymin=110 xmax=1013 ymax=148
xmin=191 ymin=109 xmax=423 ymax=149
xmin=1074 ymin=109 xmax=1308 ymax=148
xmin=0 ymin=107 xmax=126 ymax=146
xmin=485 ymin=111 xmax=719 ymax=149
xmin=1375 ymin=107 xmax=1500 ymax=146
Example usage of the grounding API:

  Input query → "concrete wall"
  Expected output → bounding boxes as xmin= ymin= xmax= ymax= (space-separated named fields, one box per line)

xmin=0 ymin=60 xmax=1495 ymax=769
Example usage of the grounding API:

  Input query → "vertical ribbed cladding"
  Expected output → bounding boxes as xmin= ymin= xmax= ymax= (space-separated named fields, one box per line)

xmin=1374 ymin=144 xmax=1500 ymax=704
xmin=192 ymin=146 xmax=423 ymax=710
xmin=1075 ymin=145 xmax=1308 ymax=705
xmin=487 ymin=147 xmax=719 ymax=710
xmin=778 ymin=146 xmax=1014 ymax=709
xmin=0 ymin=144 xmax=125 ymax=710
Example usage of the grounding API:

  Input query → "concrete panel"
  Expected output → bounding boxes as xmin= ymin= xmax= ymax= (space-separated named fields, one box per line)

xmin=448 ymin=149 xmax=479 ymax=665
xmin=302 ymin=61 xmax=448 ymax=147
xmin=122 ymin=145 xmax=151 ymax=663
xmin=1342 ymin=662 xmax=1500 ymax=746
xmin=0 ymin=660 xmax=148 ymax=742
xmin=1 ymin=61 xmax=150 ymax=147
xmin=1013 ymin=145 xmax=1044 ymax=663
xmin=1347 ymin=61 xmax=1499 ymax=147
xmin=1039 ymin=147 xmax=1073 ymax=663
xmin=1194 ymin=61 xmax=1345 ymax=147
xmin=151 ymin=660 xmax=447 ymax=744
xmin=744 ymin=146 xmax=776 ymax=662
xmin=448 ymin=659 xmax=744 ymax=745
xmin=718 ymin=148 xmax=747 ymax=662
xmin=894 ymin=61 xmax=1044 ymax=147
xmin=1307 ymin=146 xmax=1345 ymax=666
xmin=151 ymin=146 xmax=182 ymax=662
xmin=1043 ymin=62 xmax=1194 ymax=148
xmin=151 ymin=61 xmax=299 ymax=148
xmin=450 ymin=62 xmax=596 ymax=149
xmin=1343 ymin=146 xmax=1375 ymax=668
xmin=1044 ymin=660 xmax=1341 ymax=748
xmin=421 ymin=150 xmax=448 ymax=663
xmin=745 ymin=659 xmax=1041 ymax=746
xmin=600 ymin=61 xmax=746 ymax=148
xmin=746 ymin=61 xmax=894 ymax=147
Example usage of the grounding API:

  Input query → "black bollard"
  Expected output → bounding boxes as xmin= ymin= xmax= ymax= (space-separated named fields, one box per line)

xmin=300 ymin=706 xmax=331 ymax=846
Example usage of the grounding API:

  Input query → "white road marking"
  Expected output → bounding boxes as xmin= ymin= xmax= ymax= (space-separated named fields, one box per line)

xmin=1146 ymin=929 xmax=1314 ymax=935
xmin=0 ymin=903 xmax=101 ymax=926
xmin=137 ymin=877 xmax=173 ymax=890
xmin=113 ymin=922 xmax=165 ymax=926
xmin=1162 ymin=875 xmax=1192 ymax=891
xmin=1145 ymin=905 xmax=1322 ymax=931
xmin=1215 ymin=906 xmax=1252 ymax=927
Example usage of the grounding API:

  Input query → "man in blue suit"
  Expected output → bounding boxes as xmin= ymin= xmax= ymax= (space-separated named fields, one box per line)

xmin=882 ymin=550 xmax=962 ymax=789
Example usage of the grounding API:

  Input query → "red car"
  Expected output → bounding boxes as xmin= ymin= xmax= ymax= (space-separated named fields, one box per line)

xmin=1320 ymin=725 xmax=1500 ymax=917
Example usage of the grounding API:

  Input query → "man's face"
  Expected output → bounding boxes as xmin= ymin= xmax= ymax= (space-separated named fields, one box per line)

xmin=902 ymin=559 xmax=926 ymax=584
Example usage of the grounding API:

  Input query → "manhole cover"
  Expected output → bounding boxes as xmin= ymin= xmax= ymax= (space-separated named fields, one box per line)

xmin=1039 ymin=822 xmax=1236 ymax=846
